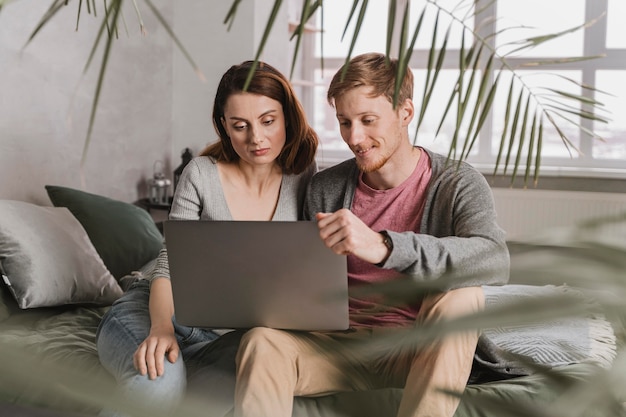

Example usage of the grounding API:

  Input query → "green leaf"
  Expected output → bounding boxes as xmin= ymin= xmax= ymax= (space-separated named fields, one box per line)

xmin=131 ymin=0 xmax=146 ymax=35
xmin=23 ymin=0 xmax=68 ymax=49
xmin=505 ymin=18 xmax=599 ymax=56
xmin=75 ymin=0 xmax=83 ymax=30
xmin=493 ymin=75 xmax=515 ymax=176
xmin=341 ymin=0 xmax=360 ymax=42
xmin=510 ymin=94 xmax=531 ymax=184
xmin=534 ymin=119 xmax=543 ymax=185
xmin=521 ymin=54 xmax=605 ymax=67
xmin=543 ymin=111 xmax=579 ymax=157
xmin=543 ymin=103 xmax=610 ymax=124
xmin=289 ymin=0 xmax=321 ymax=41
xmin=81 ymin=0 xmax=122 ymax=167
xmin=466 ymin=65 xmax=501 ymax=160
xmin=503 ymin=88 xmax=524 ymax=175
xmin=143 ymin=0 xmax=206 ymax=82
xmin=289 ymin=0 xmax=312 ymax=79
xmin=385 ymin=0 xmax=397 ymax=60
xmin=523 ymin=113 xmax=538 ymax=187
xmin=543 ymin=88 xmax=602 ymax=105
xmin=340 ymin=0 xmax=368 ymax=81
xmin=244 ymin=0 xmax=284 ymax=90
xmin=461 ymin=49 xmax=495 ymax=161
xmin=392 ymin=1 xmax=411 ymax=107
xmin=547 ymin=110 xmax=607 ymax=143
xmin=224 ymin=0 xmax=243 ymax=30
xmin=419 ymin=8 xmax=441 ymax=129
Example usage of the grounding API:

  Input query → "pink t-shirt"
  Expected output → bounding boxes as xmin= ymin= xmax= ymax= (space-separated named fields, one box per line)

xmin=348 ymin=151 xmax=432 ymax=328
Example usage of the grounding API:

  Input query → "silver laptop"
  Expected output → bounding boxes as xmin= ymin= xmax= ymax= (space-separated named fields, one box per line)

xmin=163 ymin=220 xmax=349 ymax=331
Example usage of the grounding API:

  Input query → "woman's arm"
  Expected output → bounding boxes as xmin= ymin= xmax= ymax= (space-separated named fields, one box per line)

xmin=133 ymin=276 xmax=178 ymax=379
xmin=136 ymin=161 xmax=204 ymax=378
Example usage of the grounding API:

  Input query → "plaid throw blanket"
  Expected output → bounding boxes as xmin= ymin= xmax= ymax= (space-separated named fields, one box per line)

xmin=472 ymin=284 xmax=617 ymax=382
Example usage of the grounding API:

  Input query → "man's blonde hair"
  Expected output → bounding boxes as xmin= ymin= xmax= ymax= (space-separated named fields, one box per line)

xmin=327 ymin=52 xmax=414 ymax=107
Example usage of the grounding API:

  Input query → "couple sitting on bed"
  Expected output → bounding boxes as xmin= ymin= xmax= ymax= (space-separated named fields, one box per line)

xmin=96 ymin=53 xmax=510 ymax=417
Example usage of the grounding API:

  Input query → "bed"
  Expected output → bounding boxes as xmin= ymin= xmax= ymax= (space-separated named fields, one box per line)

xmin=0 ymin=185 xmax=619 ymax=417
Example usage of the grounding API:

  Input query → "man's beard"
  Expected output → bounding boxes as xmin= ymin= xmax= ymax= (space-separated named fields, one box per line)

xmin=355 ymin=149 xmax=391 ymax=173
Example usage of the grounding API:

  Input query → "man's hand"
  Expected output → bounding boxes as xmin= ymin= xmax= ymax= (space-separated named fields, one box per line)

xmin=133 ymin=326 xmax=179 ymax=380
xmin=315 ymin=210 xmax=390 ymax=265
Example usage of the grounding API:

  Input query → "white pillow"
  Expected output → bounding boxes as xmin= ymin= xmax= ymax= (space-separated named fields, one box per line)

xmin=0 ymin=200 xmax=123 ymax=309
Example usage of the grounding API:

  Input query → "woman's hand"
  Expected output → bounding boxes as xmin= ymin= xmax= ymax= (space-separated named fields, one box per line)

xmin=136 ymin=277 xmax=178 ymax=380
xmin=133 ymin=325 xmax=179 ymax=380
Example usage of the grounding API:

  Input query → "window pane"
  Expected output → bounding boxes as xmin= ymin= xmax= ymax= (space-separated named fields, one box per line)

xmin=496 ymin=0 xmax=585 ymax=57
xmin=411 ymin=69 xmax=478 ymax=157
xmin=593 ymin=71 xmax=626 ymax=160
xmin=410 ymin=0 xmax=473 ymax=50
xmin=315 ymin=2 xmax=388 ymax=58
xmin=491 ymin=71 xmax=582 ymax=159
xmin=313 ymin=69 xmax=350 ymax=163
xmin=607 ymin=0 xmax=626 ymax=49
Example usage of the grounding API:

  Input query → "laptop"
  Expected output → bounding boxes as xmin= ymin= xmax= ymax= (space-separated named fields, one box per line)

xmin=163 ymin=220 xmax=349 ymax=331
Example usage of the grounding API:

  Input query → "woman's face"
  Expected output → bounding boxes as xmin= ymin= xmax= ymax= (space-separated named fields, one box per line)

xmin=221 ymin=92 xmax=287 ymax=167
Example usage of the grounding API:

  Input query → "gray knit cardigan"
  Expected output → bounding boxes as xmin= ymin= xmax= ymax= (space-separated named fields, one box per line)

xmin=303 ymin=148 xmax=510 ymax=290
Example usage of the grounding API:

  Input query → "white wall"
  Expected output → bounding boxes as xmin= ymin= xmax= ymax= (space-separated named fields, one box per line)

xmin=0 ymin=0 xmax=290 ymax=205
xmin=170 ymin=1 xmax=289 ymax=159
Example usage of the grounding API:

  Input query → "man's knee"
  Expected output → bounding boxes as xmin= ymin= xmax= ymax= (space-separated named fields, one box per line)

xmin=423 ymin=286 xmax=484 ymax=321
xmin=240 ymin=327 xmax=286 ymax=351
xmin=237 ymin=327 xmax=295 ymax=364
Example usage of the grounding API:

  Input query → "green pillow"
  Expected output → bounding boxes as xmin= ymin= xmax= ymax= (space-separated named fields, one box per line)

xmin=45 ymin=185 xmax=164 ymax=280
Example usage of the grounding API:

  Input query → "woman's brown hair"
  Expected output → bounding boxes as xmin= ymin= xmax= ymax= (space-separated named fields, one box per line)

xmin=200 ymin=61 xmax=318 ymax=175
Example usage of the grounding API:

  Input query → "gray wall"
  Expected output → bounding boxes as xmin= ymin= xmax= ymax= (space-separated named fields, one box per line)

xmin=0 ymin=0 xmax=289 ymax=205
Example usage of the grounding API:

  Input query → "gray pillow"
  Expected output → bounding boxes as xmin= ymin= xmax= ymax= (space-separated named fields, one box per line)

xmin=0 ymin=200 xmax=123 ymax=309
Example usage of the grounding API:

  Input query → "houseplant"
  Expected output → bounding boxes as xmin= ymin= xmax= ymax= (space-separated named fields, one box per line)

xmin=16 ymin=0 xmax=609 ymax=186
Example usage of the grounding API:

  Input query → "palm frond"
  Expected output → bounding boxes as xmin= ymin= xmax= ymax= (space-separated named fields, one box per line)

xmin=289 ymin=0 xmax=312 ymax=79
xmin=23 ymin=0 xmax=68 ymax=49
xmin=243 ymin=0 xmax=283 ymax=90
xmin=130 ymin=0 xmax=146 ymax=35
xmin=143 ymin=0 xmax=206 ymax=82
xmin=340 ymin=0 xmax=369 ymax=81
xmin=223 ymin=0 xmax=243 ymax=31
xmin=81 ymin=0 xmax=122 ymax=167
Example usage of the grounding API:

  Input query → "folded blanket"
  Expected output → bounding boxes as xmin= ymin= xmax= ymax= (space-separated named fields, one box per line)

xmin=472 ymin=284 xmax=617 ymax=382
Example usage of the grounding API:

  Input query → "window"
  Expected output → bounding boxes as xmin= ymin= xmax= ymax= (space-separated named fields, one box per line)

xmin=294 ymin=0 xmax=626 ymax=178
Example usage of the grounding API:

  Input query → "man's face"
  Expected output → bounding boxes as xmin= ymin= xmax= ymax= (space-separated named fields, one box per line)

xmin=333 ymin=86 xmax=412 ymax=173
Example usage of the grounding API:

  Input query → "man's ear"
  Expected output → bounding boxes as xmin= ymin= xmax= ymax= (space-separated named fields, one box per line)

xmin=400 ymin=98 xmax=414 ymax=127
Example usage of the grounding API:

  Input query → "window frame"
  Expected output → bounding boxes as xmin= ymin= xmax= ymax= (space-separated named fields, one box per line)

xmin=294 ymin=0 xmax=626 ymax=179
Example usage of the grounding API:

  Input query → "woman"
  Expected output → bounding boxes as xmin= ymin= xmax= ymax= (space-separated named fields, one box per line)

xmin=96 ymin=60 xmax=318 ymax=417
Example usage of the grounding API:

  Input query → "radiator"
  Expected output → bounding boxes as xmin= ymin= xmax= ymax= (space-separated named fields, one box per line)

xmin=492 ymin=188 xmax=626 ymax=241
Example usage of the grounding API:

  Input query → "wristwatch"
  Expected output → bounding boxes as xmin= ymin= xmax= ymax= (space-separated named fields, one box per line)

xmin=375 ymin=231 xmax=393 ymax=267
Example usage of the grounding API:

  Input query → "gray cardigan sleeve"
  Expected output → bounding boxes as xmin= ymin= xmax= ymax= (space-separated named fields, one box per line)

xmin=303 ymin=150 xmax=510 ymax=291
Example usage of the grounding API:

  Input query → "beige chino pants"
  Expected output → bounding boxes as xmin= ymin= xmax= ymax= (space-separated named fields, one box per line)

xmin=234 ymin=286 xmax=484 ymax=417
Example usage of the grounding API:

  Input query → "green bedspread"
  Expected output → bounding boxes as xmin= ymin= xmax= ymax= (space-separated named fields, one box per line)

xmin=0 ymin=283 xmax=610 ymax=417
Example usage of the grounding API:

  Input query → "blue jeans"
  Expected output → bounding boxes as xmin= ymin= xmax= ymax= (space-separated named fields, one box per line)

xmin=96 ymin=279 xmax=238 ymax=417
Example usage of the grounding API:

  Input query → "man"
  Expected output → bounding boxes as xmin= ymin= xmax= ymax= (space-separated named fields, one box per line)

xmin=233 ymin=52 xmax=510 ymax=417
